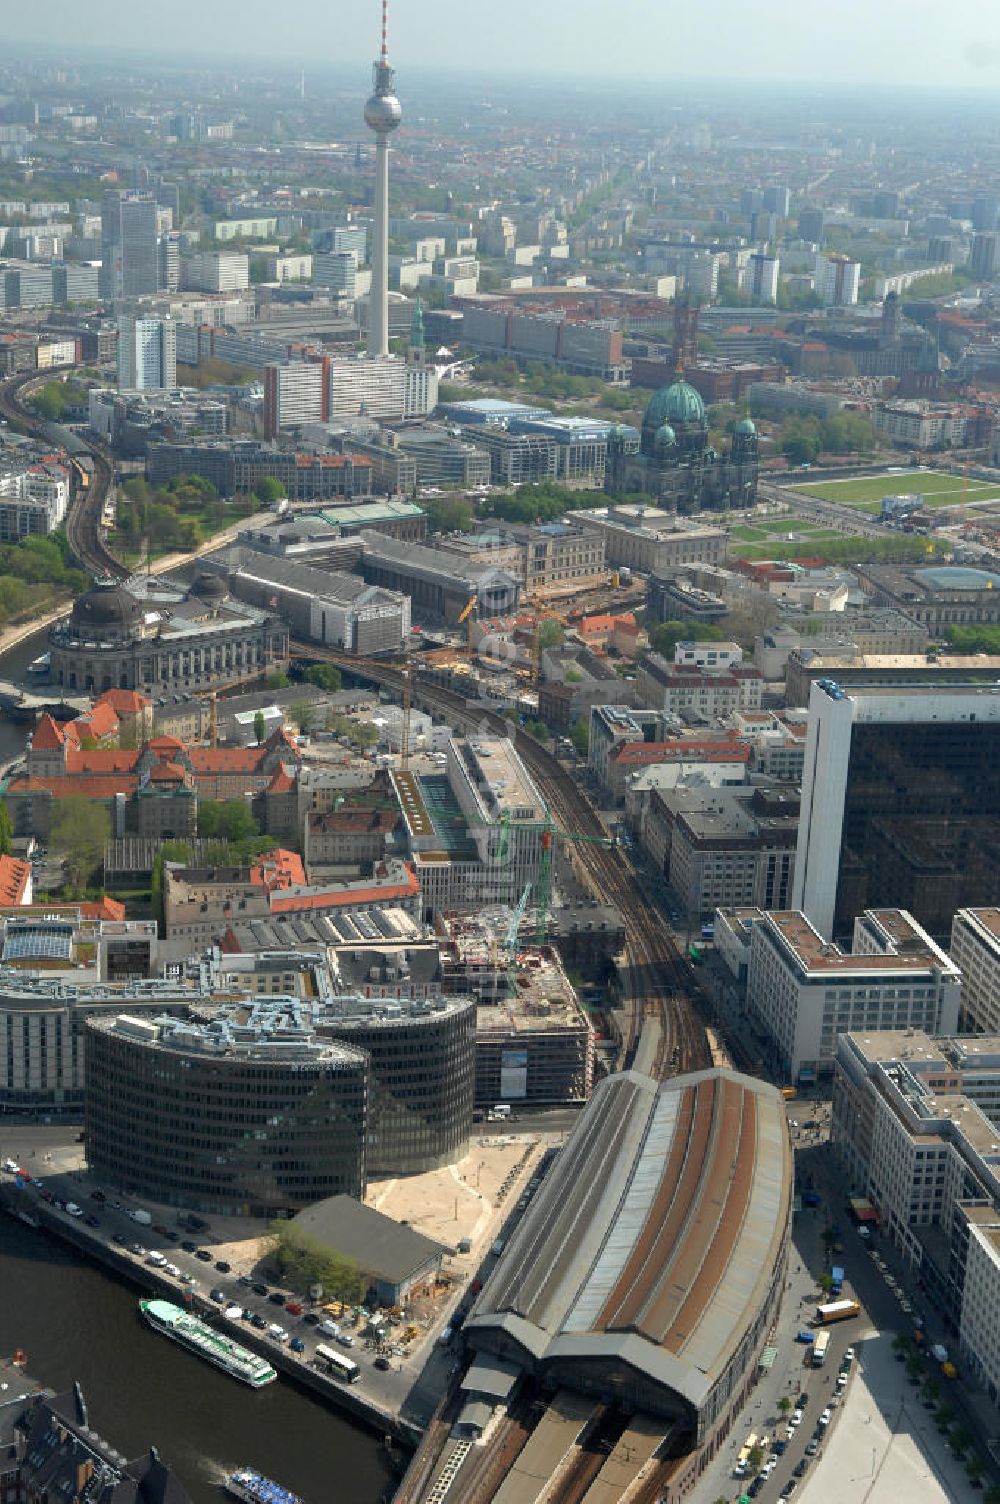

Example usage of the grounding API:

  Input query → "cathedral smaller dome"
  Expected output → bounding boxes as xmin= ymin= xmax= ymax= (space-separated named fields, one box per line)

xmin=655 ymin=422 xmax=677 ymax=449
xmin=734 ymin=417 xmax=757 ymax=436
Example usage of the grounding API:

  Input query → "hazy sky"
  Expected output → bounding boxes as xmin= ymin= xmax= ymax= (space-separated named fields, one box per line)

xmin=7 ymin=0 xmax=1000 ymax=88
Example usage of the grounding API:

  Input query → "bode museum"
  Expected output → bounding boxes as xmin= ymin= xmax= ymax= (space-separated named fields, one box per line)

xmin=48 ymin=573 xmax=290 ymax=696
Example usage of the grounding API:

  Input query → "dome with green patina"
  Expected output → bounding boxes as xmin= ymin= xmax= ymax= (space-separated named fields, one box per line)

xmin=734 ymin=417 xmax=756 ymax=436
xmin=644 ymin=378 xmax=706 ymax=430
xmin=655 ymin=422 xmax=677 ymax=449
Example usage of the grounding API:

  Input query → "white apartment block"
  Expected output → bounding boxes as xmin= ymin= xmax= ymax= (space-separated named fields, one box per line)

xmin=746 ymin=907 xmax=960 ymax=1082
xmin=328 ymin=357 xmax=436 ymax=422
xmin=874 ymin=401 xmax=967 ymax=449
xmin=951 ymin=909 xmax=1000 ymax=1032
xmin=0 ymin=463 xmax=69 ymax=538
xmin=815 ymin=253 xmax=860 ymax=306
xmin=833 ymin=1028 xmax=1000 ymax=1402
xmin=117 ymin=315 xmax=177 ymax=391
xmin=264 ymin=253 xmax=313 ymax=282
xmin=745 ymin=253 xmax=779 ymax=304
xmin=182 ymin=251 xmax=249 ymax=293
xmin=263 ymin=361 xmax=325 ymax=437
xmin=673 ymin=640 xmax=743 ymax=670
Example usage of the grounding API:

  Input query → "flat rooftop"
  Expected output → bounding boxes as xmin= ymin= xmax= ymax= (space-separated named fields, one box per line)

xmin=764 ymin=910 xmax=954 ymax=976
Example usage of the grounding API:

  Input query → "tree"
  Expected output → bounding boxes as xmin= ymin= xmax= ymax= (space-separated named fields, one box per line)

xmin=49 ymin=797 xmax=111 ymax=889
xmin=0 ymin=801 xmax=13 ymax=857
xmin=254 ymin=476 xmax=287 ymax=506
xmin=777 ymin=1395 xmax=792 ymax=1415
xmin=537 ymin=619 xmax=565 ymax=650
xmin=253 ymin=709 xmax=266 ymax=745
xmin=198 ymin=799 xmax=260 ymax=843
xmin=648 ymin=620 xmax=721 ymax=658
xmin=303 ymin=664 xmax=342 ymax=693
xmin=571 ymin=717 xmax=590 ymax=757
xmin=747 ymin=1446 xmax=765 ymax=1470
xmin=266 ymin=672 xmax=291 ymax=690
xmin=269 ymin=1219 xmax=367 ymax=1304
xmin=818 ymin=1272 xmax=834 ymax=1294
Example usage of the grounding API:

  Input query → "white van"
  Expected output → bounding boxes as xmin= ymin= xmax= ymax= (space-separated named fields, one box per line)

xmin=268 ymin=1324 xmax=289 ymax=1343
xmin=316 ymin=1319 xmax=340 ymax=1339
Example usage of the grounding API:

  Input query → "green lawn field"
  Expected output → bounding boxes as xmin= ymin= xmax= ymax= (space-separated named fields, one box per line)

xmin=791 ymin=470 xmax=1000 ymax=511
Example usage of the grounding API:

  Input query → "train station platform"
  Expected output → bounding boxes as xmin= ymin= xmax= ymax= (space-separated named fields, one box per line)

xmin=490 ymin=1390 xmax=596 ymax=1504
xmin=577 ymin=1413 xmax=668 ymax=1504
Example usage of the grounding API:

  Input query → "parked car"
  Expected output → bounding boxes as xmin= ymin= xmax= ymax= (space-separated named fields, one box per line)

xmin=252 ymin=1283 xmax=269 ymax=1297
xmin=819 ymin=1408 xmax=832 ymax=1427
xmin=210 ymin=1288 xmax=226 ymax=1304
xmin=290 ymin=1338 xmax=306 ymax=1353
xmin=215 ymin=1260 xmax=231 ymax=1273
xmin=181 ymin=1240 xmax=196 ymax=1253
xmin=268 ymin=1292 xmax=286 ymax=1306
xmin=790 ymin=1408 xmax=804 ymax=1427
xmin=374 ymin=1356 xmax=391 ymax=1371
xmin=195 ymin=1249 xmax=212 ymax=1262
xmin=251 ymin=1314 xmax=267 ymax=1329
xmin=302 ymin=1313 xmax=319 ymax=1326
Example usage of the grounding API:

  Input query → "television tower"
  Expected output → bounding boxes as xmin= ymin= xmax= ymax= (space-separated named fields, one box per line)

xmin=364 ymin=0 xmax=401 ymax=358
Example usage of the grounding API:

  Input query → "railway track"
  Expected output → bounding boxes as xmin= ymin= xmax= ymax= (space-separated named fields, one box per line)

xmin=291 ymin=643 xmax=710 ymax=1077
xmin=0 ymin=368 xmax=126 ymax=579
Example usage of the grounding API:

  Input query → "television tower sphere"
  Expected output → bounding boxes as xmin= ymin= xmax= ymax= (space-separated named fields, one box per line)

xmin=364 ymin=89 xmax=402 ymax=133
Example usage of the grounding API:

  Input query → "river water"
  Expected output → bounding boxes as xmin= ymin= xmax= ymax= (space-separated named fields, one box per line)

xmin=0 ymin=1215 xmax=399 ymax=1504
xmin=0 ymin=634 xmax=399 ymax=1504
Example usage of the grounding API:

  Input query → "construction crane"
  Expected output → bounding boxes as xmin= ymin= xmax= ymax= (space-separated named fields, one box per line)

xmin=494 ymin=809 xmax=614 ymax=944
xmin=400 ymin=664 xmax=412 ymax=771
xmin=457 ymin=596 xmax=477 ymax=652
xmin=505 ymin=882 xmax=532 ymax=996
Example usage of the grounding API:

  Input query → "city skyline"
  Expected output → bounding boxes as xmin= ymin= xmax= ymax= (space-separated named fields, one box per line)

xmin=3 ymin=0 xmax=1000 ymax=89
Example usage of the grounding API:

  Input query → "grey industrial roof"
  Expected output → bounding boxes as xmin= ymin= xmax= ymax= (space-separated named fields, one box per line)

xmin=466 ymin=1069 xmax=791 ymax=1417
xmin=293 ymin=1195 xmax=446 ymax=1285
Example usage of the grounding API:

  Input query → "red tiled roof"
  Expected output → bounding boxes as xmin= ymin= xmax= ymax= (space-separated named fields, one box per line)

xmin=250 ymin=849 xmax=306 ymax=890
xmin=148 ymin=735 xmax=185 ymax=753
xmin=97 ymin=688 xmax=152 ymax=715
xmin=9 ymin=774 xmax=140 ymax=799
xmin=73 ymin=701 xmax=120 ymax=740
xmin=0 ymin=856 xmax=30 ymax=905
xmin=269 ymin=866 xmax=419 ymax=914
xmin=65 ymin=749 xmax=141 ymax=775
xmin=188 ymin=748 xmax=264 ymax=773
xmin=32 ymin=714 xmax=66 ymax=751
xmin=611 ymin=738 xmax=751 ymax=767
xmin=267 ymin=765 xmax=297 ymax=793
xmin=150 ymin=762 xmax=187 ymax=782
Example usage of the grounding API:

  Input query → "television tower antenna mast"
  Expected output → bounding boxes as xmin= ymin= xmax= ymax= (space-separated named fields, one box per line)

xmin=364 ymin=0 xmax=402 ymax=358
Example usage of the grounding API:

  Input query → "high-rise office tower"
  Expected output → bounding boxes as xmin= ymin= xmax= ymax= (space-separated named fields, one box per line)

xmin=747 ymin=253 xmax=779 ymax=304
xmin=793 ymin=678 xmax=1000 ymax=940
xmin=363 ymin=0 xmax=401 ymax=358
xmin=972 ymin=193 xmax=999 ymax=233
xmin=117 ymin=315 xmax=177 ymax=390
xmin=100 ymin=190 xmax=158 ymax=301
xmin=798 ymin=206 xmax=825 ymax=243
xmin=971 ymin=232 xmax=1000 ymax=281
xmin=762 ymin=185 xmax=790 ymax=217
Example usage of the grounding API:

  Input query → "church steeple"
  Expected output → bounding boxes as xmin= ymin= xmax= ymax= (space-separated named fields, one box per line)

xmin=408 ymin=297 xmax=426 ymax=366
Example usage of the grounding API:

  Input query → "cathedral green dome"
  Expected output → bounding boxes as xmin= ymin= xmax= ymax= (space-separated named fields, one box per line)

xmin=644 ymin=378 xmax=706 ymax=430
xmin=734 ymin=417 xmax=757 ymax=436
xmin=655 ymin=422 xmax=677 ymax=448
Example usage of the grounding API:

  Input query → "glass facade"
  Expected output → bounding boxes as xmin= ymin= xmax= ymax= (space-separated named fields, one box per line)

xmin=85 ymin=1023 xmax=368 ymax=1216
xmin=835 ymin=721 xmax=1000 ymax=937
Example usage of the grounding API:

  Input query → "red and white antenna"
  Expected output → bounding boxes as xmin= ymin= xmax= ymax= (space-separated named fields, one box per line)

xmin=381 ymin=0 xmax=389 ymax=61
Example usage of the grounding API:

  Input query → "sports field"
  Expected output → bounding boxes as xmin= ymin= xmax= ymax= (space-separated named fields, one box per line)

xmin=791 ymin=470 xmax=1000 ymax=514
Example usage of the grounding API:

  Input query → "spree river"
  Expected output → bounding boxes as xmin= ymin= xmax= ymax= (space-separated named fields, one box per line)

xmin=0 ymin=1214 xmax=399 ymax=1504
xmin=0 ymin=633 xmax=399 ymax=1504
